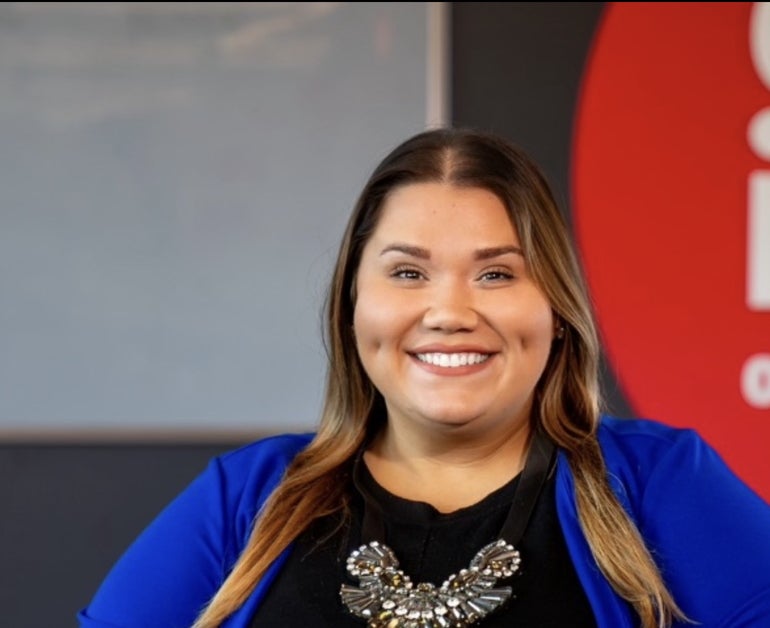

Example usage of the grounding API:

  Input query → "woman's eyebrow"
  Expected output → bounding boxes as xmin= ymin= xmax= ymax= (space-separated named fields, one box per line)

xmin=379 ymin=243 xmax=430 ymax=259
xmin=379 ymin=244 xmax=523 ymax=260
xmin=474 ymin=245 xmax=523 ymax=260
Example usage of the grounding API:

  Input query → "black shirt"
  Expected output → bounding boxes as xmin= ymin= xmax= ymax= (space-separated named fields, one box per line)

xmin=251 ymin=460 xmax=596 ymax=627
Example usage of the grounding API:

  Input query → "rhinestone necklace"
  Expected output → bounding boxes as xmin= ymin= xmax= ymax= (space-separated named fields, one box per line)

xmin=340 ymin=430 xmax=555 ymax=628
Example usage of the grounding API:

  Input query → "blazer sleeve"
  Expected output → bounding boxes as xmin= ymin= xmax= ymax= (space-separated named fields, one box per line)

xmin=637 ymin=428 xmax=770 ymax=627
xmin=76 ymin=434 xmax=311 ymax=628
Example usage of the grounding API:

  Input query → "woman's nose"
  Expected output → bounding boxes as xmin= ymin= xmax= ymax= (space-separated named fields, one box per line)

xmin=421 ymin=282 xmax=479 ymax=332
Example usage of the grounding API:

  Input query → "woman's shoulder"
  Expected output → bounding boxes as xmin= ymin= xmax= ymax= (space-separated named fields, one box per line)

xmin=593 ymin=416 xmax=718 ymax=510
xmin=215 ymin=431 xmax=316 ymax=472
xmin=146 ymin=432 xmax=317 ymax=572
xmin=167 ymin=432 xmax=317 ymax=540
xmin=209 ymin=432 xmax=316 ymax=505
xmin=594 ymin=416 xmax=768 ymax=517
xmin=596 ymin=415 xmax=703 ymax=460
xmin=595 ymin=414 xmax=727 ymax=478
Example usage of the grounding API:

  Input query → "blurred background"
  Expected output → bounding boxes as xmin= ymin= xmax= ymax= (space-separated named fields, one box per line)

xmin=1 ymin=3 xmax=767 ymax=626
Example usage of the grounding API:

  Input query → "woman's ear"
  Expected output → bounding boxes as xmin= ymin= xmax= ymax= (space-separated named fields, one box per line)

xmin=553 ymin=317 xmax=566 ymax=340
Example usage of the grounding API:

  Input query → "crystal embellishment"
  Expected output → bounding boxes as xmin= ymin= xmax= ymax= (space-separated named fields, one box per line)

xmin=340 ymin=539 xmax=521 ymax=627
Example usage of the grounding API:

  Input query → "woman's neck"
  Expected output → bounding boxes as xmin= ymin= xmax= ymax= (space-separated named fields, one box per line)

xmin=363 ymin=419 xmax=532 ymax=513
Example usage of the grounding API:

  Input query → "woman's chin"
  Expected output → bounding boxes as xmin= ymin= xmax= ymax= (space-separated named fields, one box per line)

xmin=414 ymin=409 xmax=490 ymax=432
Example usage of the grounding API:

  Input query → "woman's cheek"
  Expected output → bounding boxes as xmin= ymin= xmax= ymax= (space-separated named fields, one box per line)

xmin=353 ymin=291 xmax=391 ymax=351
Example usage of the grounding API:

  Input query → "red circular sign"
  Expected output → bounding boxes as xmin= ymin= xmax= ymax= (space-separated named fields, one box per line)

xmin=573 ymin=2 xmax=770 ymax=501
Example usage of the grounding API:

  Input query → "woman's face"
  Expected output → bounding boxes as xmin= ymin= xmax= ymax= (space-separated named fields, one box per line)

xmin=353 ymin=182 xmax=555 ymax=439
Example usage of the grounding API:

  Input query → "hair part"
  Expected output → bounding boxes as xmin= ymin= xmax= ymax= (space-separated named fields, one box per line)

xmin=193 ymin=128 xmax=685 ymax=627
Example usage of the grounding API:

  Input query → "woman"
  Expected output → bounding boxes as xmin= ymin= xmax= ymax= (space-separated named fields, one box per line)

xmin=78 ymin=128 xmax=770 ymax=628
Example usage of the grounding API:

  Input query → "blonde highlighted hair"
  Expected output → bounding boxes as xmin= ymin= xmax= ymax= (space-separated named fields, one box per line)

xmin=193 ymin=128 xmax=684 ymax=628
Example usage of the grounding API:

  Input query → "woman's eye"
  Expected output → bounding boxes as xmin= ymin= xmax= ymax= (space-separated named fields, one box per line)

xmin=391 ymin=266 xmax=424 ymax=280
xmin=479 ymin=270 xmax=514 ymax=282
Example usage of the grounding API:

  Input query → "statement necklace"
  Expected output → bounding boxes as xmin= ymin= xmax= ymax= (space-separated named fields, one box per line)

xmin=340 ymin=431 xmax=555 ymax=628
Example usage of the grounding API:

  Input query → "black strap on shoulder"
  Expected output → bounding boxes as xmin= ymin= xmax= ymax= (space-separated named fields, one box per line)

xmin=499 ymin=428 xmax=556 ymax=545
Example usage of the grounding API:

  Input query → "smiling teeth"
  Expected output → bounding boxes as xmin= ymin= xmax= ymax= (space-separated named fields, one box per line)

xmin=416 ymin=352 xmax=490 ymax=368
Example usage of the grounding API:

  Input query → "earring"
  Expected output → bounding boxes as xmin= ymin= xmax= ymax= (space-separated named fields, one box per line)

xmin=555 ymin=324 xmax=565 ymax=340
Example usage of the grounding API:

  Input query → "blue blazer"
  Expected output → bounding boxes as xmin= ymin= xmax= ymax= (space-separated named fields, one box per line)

xmin=78 ymin=417 xmax=770 ymax=627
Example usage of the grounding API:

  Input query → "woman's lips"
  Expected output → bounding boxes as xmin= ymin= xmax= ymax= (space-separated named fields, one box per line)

xmin=409 ymin=349 xmax=496 ymax=376
xmin=415 ymin=351 xmax=490 ymax=367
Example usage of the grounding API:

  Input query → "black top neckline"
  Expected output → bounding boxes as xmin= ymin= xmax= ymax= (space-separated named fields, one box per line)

xmin=354 ymin=430 xmax=555 ymax=546
xmin=355 ymin=454 xmax=523 ymax=527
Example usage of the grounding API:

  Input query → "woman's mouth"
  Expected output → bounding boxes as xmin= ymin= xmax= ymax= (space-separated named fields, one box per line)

xmin=414 ymin=352 xmax=491 ymax=368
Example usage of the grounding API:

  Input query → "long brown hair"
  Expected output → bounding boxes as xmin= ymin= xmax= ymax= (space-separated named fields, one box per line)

xmin=193 ymin=128 xmax=684 ymax=627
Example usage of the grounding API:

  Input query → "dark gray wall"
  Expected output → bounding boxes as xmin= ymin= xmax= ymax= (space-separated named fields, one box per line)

xmin=3 ymin=5 xmax=615 ymax=627
xmin=2 ymin=442 xmax=245 ymax=627
xmin=453 ymin=2 xmax=603 ymax=216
